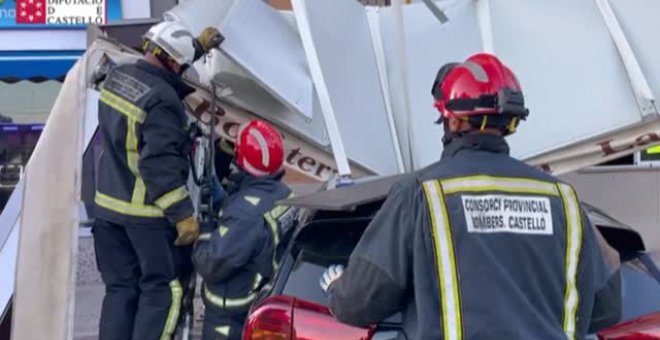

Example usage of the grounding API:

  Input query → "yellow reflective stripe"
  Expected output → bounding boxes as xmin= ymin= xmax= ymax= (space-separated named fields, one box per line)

xmin=269 ymin=205 xmax=290 ymax=219
xmin=252 ymin=273 xmax=263 ymax=290
xmin=198 ymin=233 xmax=211 ymax=241
xmin=270 ymin=193 xmax=295 ymax=219
xmin=441 ymin=175 xmax=559 ymax=196
xmin=244 ymin=196 xmax=261 ymax=206
xmin=95 ymin=191 xmax=164 ymax=217
xmin=422 ymin=180 xmax=462 ymax=340
xmin=215 ymin=326 xmax=230 ymax=337
xmin=265 ymin=213 xmax=280 ymax=270
xmin=100 ymin=89 xmax=147 ymax=123
xmin=125 ymin=116 xmax=146 ymax=204
xmin=155 ymin=186 xmax=189 ymax=211
xmin=203 ymin=285 xmax=256 ymax=309
xmin=159 ymin=279 xmax=183 ymax=340
xmin=558 ymin=183 xmax=583 ymax=340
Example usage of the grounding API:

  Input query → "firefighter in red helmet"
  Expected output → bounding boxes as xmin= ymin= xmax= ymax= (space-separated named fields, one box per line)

xmin=192 ymin=120 xmax=297 ymax=340
xmin=320 ymin=53 xmax=622 ymax=339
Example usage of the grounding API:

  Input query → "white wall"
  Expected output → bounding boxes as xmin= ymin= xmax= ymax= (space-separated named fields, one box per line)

xmin=0 ymin=81 xmax=62 ymax=123
xmin=562 ymin=168 xmax=660 ymax=250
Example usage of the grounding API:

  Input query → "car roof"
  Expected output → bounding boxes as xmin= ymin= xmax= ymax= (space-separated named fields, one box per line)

xmin=281 ymin=174 xmax=407 ymax=211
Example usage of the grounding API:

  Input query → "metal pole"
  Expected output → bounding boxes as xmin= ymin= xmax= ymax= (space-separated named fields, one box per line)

xmin=392 ymin=0 xmax=417 ymax=171
xmin=595 ymin=0 xmax=658 ymax=116
xmin=475 ymin=0 xmax=494 ymax=53
xmin=291 ymin=0 xmax=353 ymax=179
xmin=366 ymin=7 xmax=406 ymax=174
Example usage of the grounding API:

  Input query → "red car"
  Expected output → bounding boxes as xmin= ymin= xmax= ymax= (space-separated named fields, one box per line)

xmin=243 ymin=176 xmax=660 ymax=340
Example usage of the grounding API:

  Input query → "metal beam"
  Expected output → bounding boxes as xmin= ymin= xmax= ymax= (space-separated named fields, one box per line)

xmin=595 ymin=0 xmax=658 ymax=116
xmin=475 ymin=0 xmax=494 ymax=53
xmin=366 ymin=7 xmax=406 ymax=174
xmin=291 ymin=0 xmax=353 ymax=178
xmin=392 ymin=0 xmax=417 ymax=171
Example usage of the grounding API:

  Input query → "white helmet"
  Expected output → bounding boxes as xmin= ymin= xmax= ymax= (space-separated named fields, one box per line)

xmin=144 ymin=21 xmax=196 ymax=67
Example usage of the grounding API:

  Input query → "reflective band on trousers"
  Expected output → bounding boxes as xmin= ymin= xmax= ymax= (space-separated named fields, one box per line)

xmin=95 ymin=191 xmax=165 ymax=217
xmin=441 ymin=175 xmax=560 ymax=196
xmin=558 ymin=183 xmax=583 ymax=340
xmin=422 ymin=180 xmax=463 ymax=340
xmin=160 ymin=279 xmax=183 ymax=340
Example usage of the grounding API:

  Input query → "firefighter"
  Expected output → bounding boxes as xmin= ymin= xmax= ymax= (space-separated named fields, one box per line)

xmin=320 ymin=53 xmax=622 ymax=339
xmin=192 ymin=120 xmax=297 ymax=340
xmin=92 ymin=21 xmax=222 ymax=340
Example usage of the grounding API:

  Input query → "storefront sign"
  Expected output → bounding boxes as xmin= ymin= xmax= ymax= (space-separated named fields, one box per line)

xmin=0 ymin=0 xmax=122 ymax=28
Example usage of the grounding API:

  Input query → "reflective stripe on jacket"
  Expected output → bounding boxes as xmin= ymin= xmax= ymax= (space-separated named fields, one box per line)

xmin=94 ymin=60 xmax=196 ymax=226
xmin=328 ymin=134 xmax=621 ymax=340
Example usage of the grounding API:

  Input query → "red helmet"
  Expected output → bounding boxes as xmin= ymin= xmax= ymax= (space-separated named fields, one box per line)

xmin=431 ymin=53 xmax=529 ymax=122
xmin=235 ymin=120 xmax=285 ymax=177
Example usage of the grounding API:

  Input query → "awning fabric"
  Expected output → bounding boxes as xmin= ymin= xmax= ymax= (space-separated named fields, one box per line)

xmin=0 ymin=51 xmax=83 ymax=83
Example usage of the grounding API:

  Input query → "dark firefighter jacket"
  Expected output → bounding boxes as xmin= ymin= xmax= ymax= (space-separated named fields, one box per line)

xmin=94 ymin=60 xmax=196 ymax=227
xmin=328 ymin=134 xmax=622 ymax=340
xmin=192 ymin=171 xmax=297 ymax=312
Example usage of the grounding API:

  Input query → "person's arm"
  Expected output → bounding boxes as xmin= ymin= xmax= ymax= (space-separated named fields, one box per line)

xmin=139 ymin=102 xmax=194 ymax=224
xmin=327 ymin=180 xmax=419 ymax=327
xmin=193 ymin=212 xmax=268 ymax=283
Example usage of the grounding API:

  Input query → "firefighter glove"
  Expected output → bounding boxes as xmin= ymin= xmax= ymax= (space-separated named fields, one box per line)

xmin=197 ymin=27 xmax=224 ymax=53
xmin=320 ymin=264 xmax=344 ymax=295
xmin=175 ymin=216 xmax=200 ymax=246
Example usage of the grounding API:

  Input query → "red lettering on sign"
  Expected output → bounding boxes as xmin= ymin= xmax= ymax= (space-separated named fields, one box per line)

xmin=297 ymin=157 xmax=316 ymax=172
xmin=598 ymin=139 xmax=634 ymax=156
xmin=635 ymin=132 xmax=660 ymax=146
xmin=286 ymin=148 xmax=302 ymax=165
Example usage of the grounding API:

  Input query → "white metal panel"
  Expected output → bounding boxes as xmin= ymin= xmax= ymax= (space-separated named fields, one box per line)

xmin=379 ymin=1 xmax=483 ymax=168
xmin=301 ymin=0 xmax=400 ymax=175
xmin=163 ymin=0 xmax=235 ymax=35
xmin=489 ymin=0 xmax=641 ymax=160
xmin=219 ymin=0 xmax=313 ymax=119
xmin=609 ymin=0 xmax=660 ymax=107
xmin=167 ymin=0 xmax=314 ymax=119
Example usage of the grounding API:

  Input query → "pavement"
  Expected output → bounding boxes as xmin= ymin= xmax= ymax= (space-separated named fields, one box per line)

xmin=74 ymin=230 xmax=205 ymax=340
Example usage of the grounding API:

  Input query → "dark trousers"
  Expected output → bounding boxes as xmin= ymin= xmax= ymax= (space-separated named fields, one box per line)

xmin=93 ymin=219 xmax=193 ymax=340
xmin=201 ymin=304 xmax=247 ymax=340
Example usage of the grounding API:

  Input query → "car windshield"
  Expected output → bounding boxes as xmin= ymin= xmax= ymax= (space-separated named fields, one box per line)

xmin=281 ymin=218 xmax=368 ymax=306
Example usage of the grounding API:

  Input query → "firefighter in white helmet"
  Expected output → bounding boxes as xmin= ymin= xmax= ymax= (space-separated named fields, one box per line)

xmin=92 ymin=21 xmax=222 ymax=340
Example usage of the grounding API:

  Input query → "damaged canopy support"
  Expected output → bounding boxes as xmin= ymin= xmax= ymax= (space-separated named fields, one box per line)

xmin=595 ymin=0 xmax=658 ymax=116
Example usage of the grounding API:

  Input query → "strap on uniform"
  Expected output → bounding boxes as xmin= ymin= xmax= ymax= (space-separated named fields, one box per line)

xmin=422 ymin=180 xmax=463 ymax=340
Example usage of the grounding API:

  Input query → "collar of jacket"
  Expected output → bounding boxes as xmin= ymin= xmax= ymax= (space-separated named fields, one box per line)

xmin=135 ymin=60 xmax=196 ymax=99
xmin=441 ymin=133 xmax=510 ymax=159
xmin=226 ymin=170 xmax=285 ymax=195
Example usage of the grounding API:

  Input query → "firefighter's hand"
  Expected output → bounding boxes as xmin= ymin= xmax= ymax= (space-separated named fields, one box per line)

xmin=320 ymin=264 xmax=344 ymax=295
xmin=197 ymin=27 xmax=223 ymax=53
xmin=175 ymin=216 xmax=199 ymax=246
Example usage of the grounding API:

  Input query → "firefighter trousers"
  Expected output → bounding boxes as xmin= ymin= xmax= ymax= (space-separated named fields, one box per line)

xmin=93 ymin=219 xmax=193 ymax=340
xmin=201 ymin=304 xmax=247 ymax=340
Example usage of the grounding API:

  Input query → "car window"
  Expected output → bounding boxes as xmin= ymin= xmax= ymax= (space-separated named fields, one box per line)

xmin=281 ymin=250 xmax=345 ymax=306
xmin=282 ymin=219 xmax=367 ymax=305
